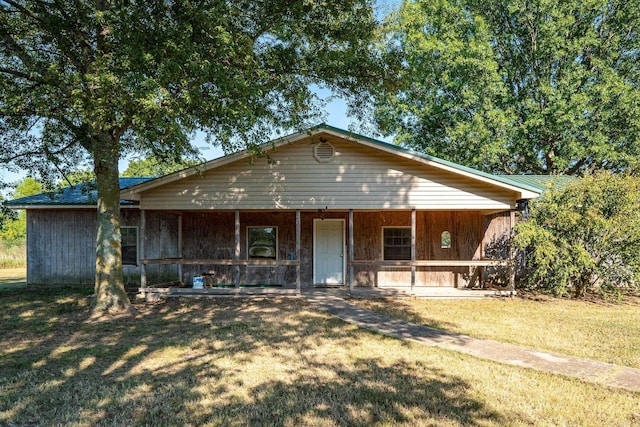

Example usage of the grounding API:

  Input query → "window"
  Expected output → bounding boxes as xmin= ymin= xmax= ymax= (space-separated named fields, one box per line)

xmin=383 ymin=227 xmax=411 ymax=260
xmin=247 ymin=227 xmax=277 ymax=259
xmin=441 ymin=231 xmax=451 ymax=249
xmin=121 ymin=227 xmax=138 ymax=265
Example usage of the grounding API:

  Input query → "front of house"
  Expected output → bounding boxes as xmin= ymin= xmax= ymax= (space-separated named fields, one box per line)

xmin=9 ymin=125 xmax=544 ymax=294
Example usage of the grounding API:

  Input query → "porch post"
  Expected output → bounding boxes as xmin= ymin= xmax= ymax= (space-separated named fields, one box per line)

xmin=508 ymin=209 xmax=516 ymax=294
xmin=177 ymin=214 xmax=183 ymax=284
xmin=411 ymin=208 xmax=416 ymax=295
xmin=296 ymin=210 xmax=301 ymax=294
xmin=140 ymin=209 xmax=146 ymax=288
xmin=234 ymin=209 xmax=240 ymax=287
xmin=349 ymin=209 xmax=354 ymax=293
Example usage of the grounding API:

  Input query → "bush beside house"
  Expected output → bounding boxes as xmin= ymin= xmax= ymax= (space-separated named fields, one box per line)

xmin=515 ymin=172 xmax=640 ymax=298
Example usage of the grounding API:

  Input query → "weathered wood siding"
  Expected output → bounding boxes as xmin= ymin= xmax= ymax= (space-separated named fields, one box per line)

xmin=481 ymin=211 xmax=512 ymax=286
xmin=352 ymin=211 xmax=485 ymax=288
xmin=25 ymin=206 xmax=513 ymax=288
xmin=142 ymin=211 xmax=180 ymax=282
xmin=27 ymin=209 xmax=96 ymax=284
xmin=180 ymin=211 xmax=349 ymax=286
xmin=26 ymin=209 xmax=178 ymax=285
xmin=177 ymin=210 xmax=510 ymax=288
xmin=138 ymin=136 xmax=518 ymax=211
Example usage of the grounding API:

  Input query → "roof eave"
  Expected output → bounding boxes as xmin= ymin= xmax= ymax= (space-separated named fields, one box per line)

xmin=318 ymin=128 xmax=542 ymax=199
xmin=119 ymin=124 xmax=542 ymax=200
xmin=120 ymin=127 xmax=327 ymax=198
xmin=7 ymin=203 xmax=139 ymax=210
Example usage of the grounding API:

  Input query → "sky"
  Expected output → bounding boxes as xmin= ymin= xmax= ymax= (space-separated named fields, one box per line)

xmin=0 ymin=0 xmax=400 ymax=196
xmin=0 ymin=94 xmax=361 ymax=196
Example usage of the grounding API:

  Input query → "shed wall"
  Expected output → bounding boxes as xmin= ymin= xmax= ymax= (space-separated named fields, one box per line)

xmin=26 ymin=209 xmax=178 ymax=285
xmin=27 ymin=209 xmax=96 ymax=284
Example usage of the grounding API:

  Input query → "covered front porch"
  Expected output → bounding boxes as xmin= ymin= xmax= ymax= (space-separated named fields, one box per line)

xmin=137 ymin=208 xmax=516 ymax=298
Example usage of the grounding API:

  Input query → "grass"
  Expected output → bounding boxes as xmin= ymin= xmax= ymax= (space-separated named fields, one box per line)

xmin=1 ymin=286 xmax=639 ymax=426
xmin=0 ymin=241 xmax=26 ymax=268
xmin=350 ymin=294 xmax=640 ymax=369
xmin=0 ymin=267 xmax=27 ymax=291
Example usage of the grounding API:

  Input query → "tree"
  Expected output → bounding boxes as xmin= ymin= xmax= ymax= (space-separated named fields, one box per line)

xmin=122 ymin=156 xmax=199 ymax=178
xmin=57 ymin=170 xmax=96 ymax=188
xmin=375 ymin=0 xmax=640 ymax=174
xmin=0 ymin=177 xmax=43 ymax=244
xmin=514 ymin=172 xmax=640 ymax=298
xmin=1 ymin=1 xmax=390 ymax=315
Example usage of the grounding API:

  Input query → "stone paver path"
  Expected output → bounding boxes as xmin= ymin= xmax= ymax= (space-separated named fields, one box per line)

xmin=304 ymin=290 xmax=640 ymax=393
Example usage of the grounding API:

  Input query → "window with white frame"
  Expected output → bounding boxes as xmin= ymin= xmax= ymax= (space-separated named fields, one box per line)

xmin=383 ymin=227 xmax=411 ymax=260
xmin=121 ymin=227 xmax=138 ymax=265
xmin=247 ymin=227 xmax=278 ymax=259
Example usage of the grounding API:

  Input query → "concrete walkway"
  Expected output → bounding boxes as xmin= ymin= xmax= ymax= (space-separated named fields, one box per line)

xmin=304 ymin=290 xmax=640 ymax=393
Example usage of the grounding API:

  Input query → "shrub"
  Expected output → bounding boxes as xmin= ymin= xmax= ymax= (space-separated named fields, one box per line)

xmin=514 ymin=172 xmax=640 ymax=298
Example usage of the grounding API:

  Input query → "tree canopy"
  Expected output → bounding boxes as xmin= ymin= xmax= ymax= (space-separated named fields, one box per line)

xmin=0 ymin=0 xmax=391 ymax=315
xmin=122 ymin=156 xmax=199 ymax=178
xmin=0 ymin=177 xmax=43 ymax=244
xmin=375 ymin=0 xmax=640 ymax=174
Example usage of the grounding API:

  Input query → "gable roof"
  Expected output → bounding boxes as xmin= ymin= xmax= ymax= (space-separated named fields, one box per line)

xmin=500 ymin=174 xmax=576 ymax=192
xmin=7 ymin=177 xmax=153 ymax=208
xmin=121 ymin=124 xmax=543 ymax=201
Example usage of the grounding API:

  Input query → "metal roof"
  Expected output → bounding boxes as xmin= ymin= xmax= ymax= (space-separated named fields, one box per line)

xmin=499 ymin=175 xmax=575 ymax=192
xmin=309 ymin=124 xmax=547 ymax=194
xmin=120 ymin=124 xmax=547 ymax=199
xmin=7 ymin=177 xmax=153 ymax=207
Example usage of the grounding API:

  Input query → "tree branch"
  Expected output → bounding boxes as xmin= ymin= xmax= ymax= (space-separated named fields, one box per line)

xmin=0 ymin=138 xmax=78 ymax=163
xmin=1 ymin=0 xmax=46 ymax=25
xmin=0 ymin=66 xmax=47 ymax=84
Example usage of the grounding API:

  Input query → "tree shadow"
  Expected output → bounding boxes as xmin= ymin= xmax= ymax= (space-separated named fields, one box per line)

xmin=348 ymin=297 xmax=460 ymax=331
xmin=191 ymin=358 xmax=504 ymax=426
xmin=1 ymin=288 xmax=512 ymax=425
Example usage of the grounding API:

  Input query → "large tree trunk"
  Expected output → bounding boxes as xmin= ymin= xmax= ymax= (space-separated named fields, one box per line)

xmin=91 ymin=134 xmax=133 ymax=316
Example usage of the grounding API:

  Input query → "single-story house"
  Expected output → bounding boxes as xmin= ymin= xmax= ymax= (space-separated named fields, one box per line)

xmin=8 ymin=124 xmax=548 ymax=295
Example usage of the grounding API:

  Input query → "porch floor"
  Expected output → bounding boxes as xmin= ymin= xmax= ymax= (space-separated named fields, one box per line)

xmin=138 ymin=285 xmax=514 ymax=301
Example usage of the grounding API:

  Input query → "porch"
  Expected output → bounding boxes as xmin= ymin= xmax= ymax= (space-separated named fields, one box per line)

xmin=136 ymin=208 xmax=516 ymax=296
xmin=138 ymin=283 xmax=515 ymax=301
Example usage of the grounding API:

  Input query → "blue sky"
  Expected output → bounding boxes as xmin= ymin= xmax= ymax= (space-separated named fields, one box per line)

xmin=0 ymin=0 xmax=400 ymax=194
xmin=0 ymin=91 xmax=365 ymax=195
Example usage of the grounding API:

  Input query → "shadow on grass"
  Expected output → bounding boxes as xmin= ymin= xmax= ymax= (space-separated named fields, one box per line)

xmin=349 ymin=297 xmax=461 ymax=331
xmin=1 ymin=287 xmax=507 ymax=426
xmin=0 ymin=268 xmax=27 ymax=291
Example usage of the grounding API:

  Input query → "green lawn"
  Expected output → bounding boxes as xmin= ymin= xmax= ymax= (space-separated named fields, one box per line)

xmin=1 ymin=286 xmax=639 ymax=426
xmin=351 ymin=294 xmax=640 ymax=369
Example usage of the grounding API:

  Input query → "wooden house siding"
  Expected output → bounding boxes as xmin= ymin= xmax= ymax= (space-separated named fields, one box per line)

xmin=27 ymin=209 xmax=96 ymax=284
xmin=172 ymin=210 xmax=510 ymax=288
xmin=137 ymin=136 xmax=519 ymax=211
xmin=26 ymin=209 xmax=179 ymax=285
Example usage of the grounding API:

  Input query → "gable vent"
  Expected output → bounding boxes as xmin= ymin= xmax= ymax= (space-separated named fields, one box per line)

xmin=314 ymin=141 xmax=335 ymax=163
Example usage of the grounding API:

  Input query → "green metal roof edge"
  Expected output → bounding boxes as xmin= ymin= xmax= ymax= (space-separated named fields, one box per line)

xmin=312 ymin=124 xmax=544 ymax=194
xmin=499 ymin=175 xmax=576 ymax=192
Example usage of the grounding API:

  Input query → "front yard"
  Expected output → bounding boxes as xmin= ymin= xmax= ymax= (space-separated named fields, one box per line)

xmin=351 ymin=294 xmax=640 ymax=369
xmin=1 ymin=284 xmax=639 ymax=426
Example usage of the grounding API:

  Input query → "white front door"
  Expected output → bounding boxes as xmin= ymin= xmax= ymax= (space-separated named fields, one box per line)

xmin=314 ymin=219 xmax=345 ymax=285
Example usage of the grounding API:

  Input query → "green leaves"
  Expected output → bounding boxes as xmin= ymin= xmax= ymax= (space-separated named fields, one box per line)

xmin=0 ymin=0 xmax=388 ymax=314
xmin=514 ymin=173 xmax=640 ymax=297
xmin=375 ymin=0 xmax=640 ymax=175
xmin=1 ymin=0 xmax=387 ymax=179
